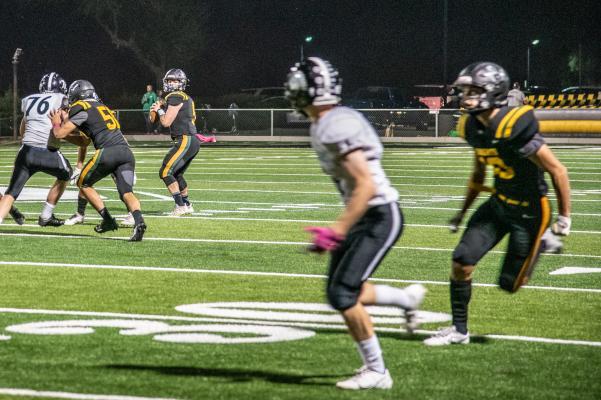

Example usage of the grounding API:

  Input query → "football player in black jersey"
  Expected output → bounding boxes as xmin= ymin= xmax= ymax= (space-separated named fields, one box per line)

xmin=150 ymin=68 xmax=201 ymax=216
xmin=424 ymin=62 xmax=571 ymax=346
xmin=49 ymin=80 xmax=146 ymax=241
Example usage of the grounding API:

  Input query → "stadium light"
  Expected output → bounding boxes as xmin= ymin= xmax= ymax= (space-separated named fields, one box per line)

xmin=526 ymin=39 xmax=540 ymax=89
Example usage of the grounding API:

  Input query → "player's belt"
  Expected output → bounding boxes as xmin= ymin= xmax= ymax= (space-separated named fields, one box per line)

xmin=496 ymin=193 xmax=530 ymax=207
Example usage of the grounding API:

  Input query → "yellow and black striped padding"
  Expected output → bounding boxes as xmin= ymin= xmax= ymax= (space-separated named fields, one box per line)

xmin=526 ymin=93 xmax=601 ymax=108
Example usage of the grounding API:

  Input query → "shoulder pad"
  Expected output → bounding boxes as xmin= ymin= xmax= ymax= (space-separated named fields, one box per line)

xmin=494 ymin=106 xmax=537 ymax=141
xmin=456 ymin=114 xmax=470 ymax=139
xmin=165 ymin=91 xmax=189 ymax=101
xmin=70 ymin=100 xmax=92 ymax=111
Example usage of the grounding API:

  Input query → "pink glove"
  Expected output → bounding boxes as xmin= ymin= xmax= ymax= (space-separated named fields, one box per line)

xmin=304 ymin=226 xmax=344 ymax=253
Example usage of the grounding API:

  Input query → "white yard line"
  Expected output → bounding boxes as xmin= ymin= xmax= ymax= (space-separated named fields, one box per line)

xmin=0 ymin=388 xmax=179 ymax=400
xmin=1 ymin=261 xmax=601 ymax=294
xmin=12 ymin=213 xmax=601 ymax=235
xmin=1 ymin=232 xmax=601 ymax=259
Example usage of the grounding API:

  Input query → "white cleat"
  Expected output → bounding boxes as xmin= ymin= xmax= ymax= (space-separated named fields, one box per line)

xmin=169 ymin=205 xmax=189 ymax=217
xmin=403 ymin=284 xmax=427 ymax=333
xmin=121 ymin=212 xmax=135 ymax=227
xmin=336 ymin=368 xmax=393 ymax=390
xmin=64 ymin=213 xmax=84 ymax=226
xmin=541 ymin=228 xmax=563 ymax=254
xmin=424 ymin=326 xmax=470 ymax=346
xmin=185 ymin=204 xmax=195 ymax=214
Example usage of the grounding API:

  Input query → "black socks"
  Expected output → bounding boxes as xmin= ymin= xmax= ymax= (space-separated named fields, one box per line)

xmin=450 ymin=279 xmax=472 ymax=334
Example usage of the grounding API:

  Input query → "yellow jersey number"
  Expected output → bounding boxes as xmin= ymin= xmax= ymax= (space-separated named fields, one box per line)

xmin=97 ymin=106 xmax=121 ymax=130
xmin=475 ymin=148 xmax=515 ymax=180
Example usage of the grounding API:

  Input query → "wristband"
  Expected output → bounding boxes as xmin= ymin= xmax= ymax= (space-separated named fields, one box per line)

xmin=157 ymin=109 xmax=166 ymax=117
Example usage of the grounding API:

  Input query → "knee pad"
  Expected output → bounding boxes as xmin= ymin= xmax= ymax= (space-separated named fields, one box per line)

xmin=176 ymin=175 xmax=187 ymax=191
xmin=452 ymin=242 xmax=478 ymax=266
xmin=326 ymin=282 xmax=359 ymax=311
xmin=162 ymin=175 xmax=177 ymax=186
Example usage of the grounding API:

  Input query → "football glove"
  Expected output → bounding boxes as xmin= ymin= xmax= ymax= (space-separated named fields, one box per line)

xmin=448 ymin=211 xmax=465 ymax=233
xmin=70 ymin=167 xmax=81 ymax=185
xmin=304 ymin=226 xmax=344 ymax=253
xmin=552 ymin=215 xmax=571 ymax=236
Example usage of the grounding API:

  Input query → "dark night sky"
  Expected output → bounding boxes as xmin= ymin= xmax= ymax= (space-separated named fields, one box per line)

xmin=1 ymin=0 xmax=600 ymax=106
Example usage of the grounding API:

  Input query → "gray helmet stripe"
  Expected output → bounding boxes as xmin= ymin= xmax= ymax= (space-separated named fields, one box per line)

xmin=47 ymin=72 xmax=55 ymax=92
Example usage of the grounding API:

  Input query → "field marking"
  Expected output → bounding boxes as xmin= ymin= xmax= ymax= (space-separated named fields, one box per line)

xmin=550 ymin=267 xmax=601 ymax=275
xmin=1 ymin=260 xmax=600 ymax=294
xmin=1 ymin=232 xmax=601 ymax=259
xmin=0 ymin=306 xmax=599 ymax=348
xmin=1 ymin=231 xmax=601 ymax=259
xmin=9 ymin=212 xmax=601 ymax=235
xmin=18 ymin=214 xmax=601 ymax=235
xmin=0 ymin=388 xmax=179 ymax=400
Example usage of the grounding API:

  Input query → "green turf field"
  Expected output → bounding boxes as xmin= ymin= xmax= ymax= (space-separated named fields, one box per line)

xmin=0 ymin=144 xmax=599 ymax=400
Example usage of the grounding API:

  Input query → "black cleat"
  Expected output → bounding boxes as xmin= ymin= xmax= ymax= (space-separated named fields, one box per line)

xmin=94 ymin=217 xmax=119 ymax=233
xmin=9 ymin=207 xmax=25 ymax=225
xmin=38 ymin=214 xmax=64 ymax=227
xmin=129 ymin=222 xmax=147 ymax=242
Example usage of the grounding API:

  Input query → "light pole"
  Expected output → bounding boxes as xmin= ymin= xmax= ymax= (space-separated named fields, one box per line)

xmin=300 ymin=36 xmax=313 ymax=61
xmin=12 ymin=48 xmax=23 ymax=141
xmin=526 ymin=39 xmax=539 ymax=89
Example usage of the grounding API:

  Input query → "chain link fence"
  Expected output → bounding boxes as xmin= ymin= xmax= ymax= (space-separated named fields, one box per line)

xmin=114 ymin=108 xmax=461 ymax=138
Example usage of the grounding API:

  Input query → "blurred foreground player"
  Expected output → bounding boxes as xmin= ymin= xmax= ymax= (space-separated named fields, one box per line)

xmin=285 ymin=57 xmax=426 ymax=390
xmin=424 ymin=62 xmax=571 ymax=346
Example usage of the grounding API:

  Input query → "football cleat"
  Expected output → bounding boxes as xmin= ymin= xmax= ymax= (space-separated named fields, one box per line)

xmin=121 ymin=213 xmax=135 ymax=227
xmin=402 ymin=284 xmax=427 ymax=334
xmin=423 ymin=326 xmax=470 ymax=346
xmin=541 ymin=228 xmax=563 ymax=254
xmin=185 ymin=204 xmax=195 ymax=214
xmin=9 ymin=207 xmax=25 ymax=225
xmin=38 ymin=214 xmax=64 ymax=227
xmin=64 ymin=213 xmax=84 ymax=226
xmin=336 ymin=368 xmax=393 ymax=390
xmin=169 ymin=205 xmax=188 ymax=217
xmin=94 ymin=217 xmax=119 ymax=233
xmin=129 ymin=222 xmax=147 ymax=242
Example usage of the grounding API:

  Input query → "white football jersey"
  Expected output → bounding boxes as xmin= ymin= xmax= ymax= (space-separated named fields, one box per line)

xmin=21 ymin=92 xmax=67 ymax=149
xmin=310 ymin=106 xmax=398 ymax=206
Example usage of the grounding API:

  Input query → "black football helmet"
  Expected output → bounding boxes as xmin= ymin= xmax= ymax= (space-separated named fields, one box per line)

xmin=68 ymin=80 xmax=99 ymax=103
xmin=285 ymin=57 xmax=342 ymax=111
xmin=39 ymin=72 xmax=67 ymax=94
xmin=163 ymin=68 xmax=188 ymax=93
xmin=453 ymin=62 xmax=510 ymax=113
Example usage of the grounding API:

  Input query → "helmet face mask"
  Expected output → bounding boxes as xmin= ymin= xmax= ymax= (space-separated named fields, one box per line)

xmin=453 ymin=62 xmax=510 ymax=114
xmin=39 ymin=72 xmax=67 ymax=94
xmin=163 ymin=68 xmax=188 ymax=93
xmin=68 ymin=80 xmax=99 ymax=104
xmin=284 ymin=57 xmax=342 ymax=112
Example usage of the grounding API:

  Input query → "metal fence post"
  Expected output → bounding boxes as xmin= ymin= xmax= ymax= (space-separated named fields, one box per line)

xmin=270 ymin=109 xmax=274 ymax=137
xmin=434 ymin=110 xmax=439 ymax=138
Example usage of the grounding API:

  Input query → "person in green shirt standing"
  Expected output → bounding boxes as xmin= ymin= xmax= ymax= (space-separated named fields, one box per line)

xmin=141 ymin=84 xmax=158 ymax=133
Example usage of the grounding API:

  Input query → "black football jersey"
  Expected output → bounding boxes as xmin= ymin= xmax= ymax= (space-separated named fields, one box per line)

xmin=164 ymin=91 xmax=197 ymax=137
xmin=69 ymin=100 xmax=128 ymax=149
xmin=457 ymin=105 xmax=548 ymax=199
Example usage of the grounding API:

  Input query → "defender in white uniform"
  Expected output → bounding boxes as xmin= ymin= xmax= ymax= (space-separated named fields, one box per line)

xmin=285 ymin=57 xmax=426 ymax=391
xmin=0 ymin=73 xmax=75 ymax=226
